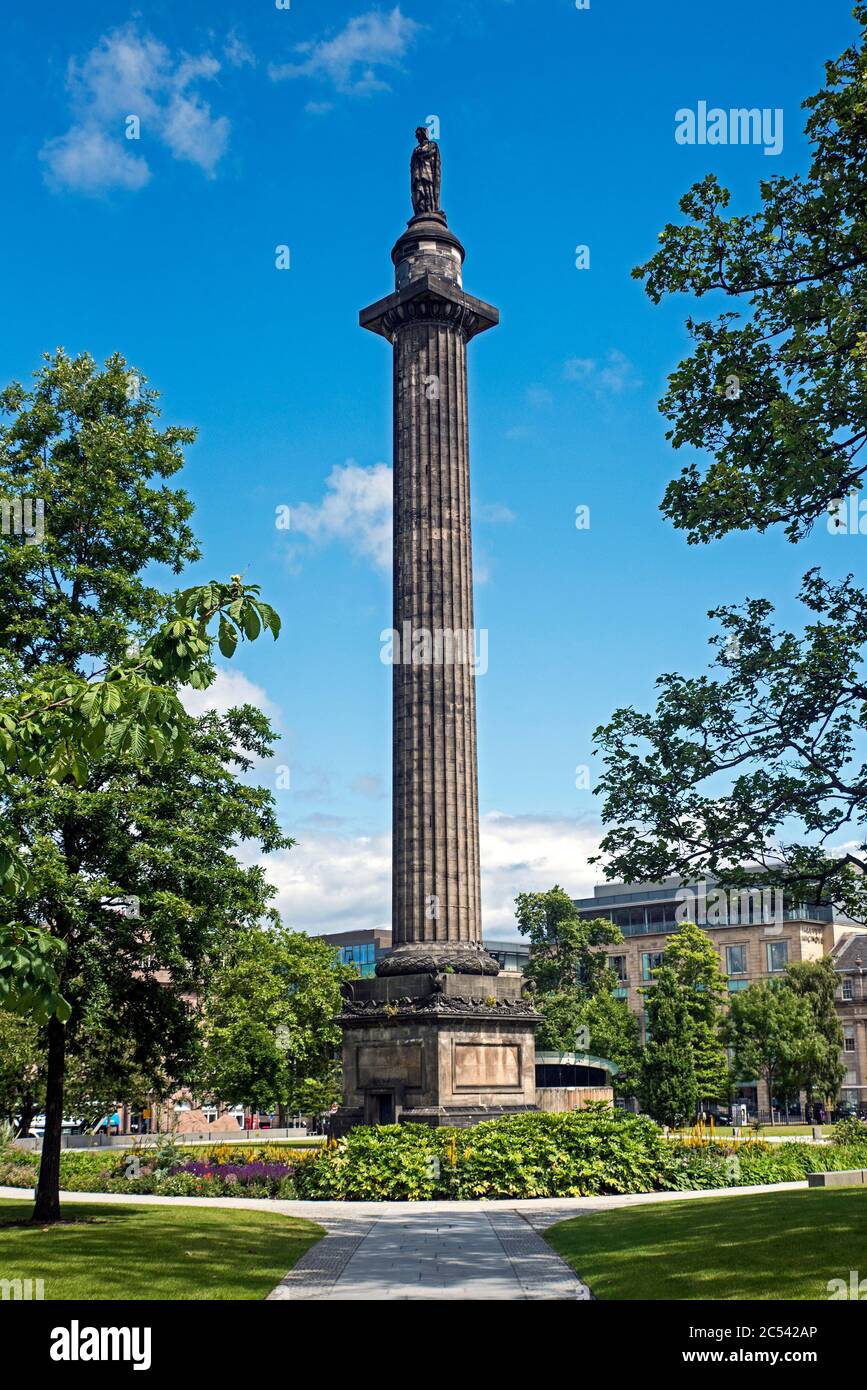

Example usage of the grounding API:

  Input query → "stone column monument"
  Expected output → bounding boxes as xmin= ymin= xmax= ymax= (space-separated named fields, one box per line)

xmin=336 ymin=130 xmax=540 ymax=1130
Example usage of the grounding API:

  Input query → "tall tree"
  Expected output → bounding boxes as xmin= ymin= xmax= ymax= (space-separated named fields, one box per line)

xmin=724 ymin=982 xmax=813 ymax=1116
xmin=639 ymin=968 xmax=698 ymax=1127
xmin=784 ymin=958 xmax=845 ymax=1109
xmin=581 ymin=990 xmax=642 ymax=1098
xmin=515 ymin=886 xmax=623 ymax=1051
xmin=0 ymin=350 xmax=285 ymax=1220
xmin=201 ymin=926 xmax=349 ymax=1119
xmin=592 ymin=8 xmax=867 ymax=922
xmin=662 ymin=921 xmax=730 ymax=1103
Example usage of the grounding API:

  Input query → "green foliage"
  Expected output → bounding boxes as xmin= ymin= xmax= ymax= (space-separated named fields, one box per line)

xmin=0 ymin=926 xmax=68 ymax=1023
xmin=200 ymin=926 xmax=348 ymax=1113
xmin=582 ymin=990 xmax=642 ymax=1096
xmin=515 ymin=886 xmax=623 ymax=1052
xmin=784 ymin=958 xmax=845 ymax=1103
xmin=723 ymin=980 xmax=815 ymax=1107
xmin=656 ymin=922 xmax=730 ymax=1106
xmin=640 ymin=969 xmax=699 ymax=1126
xmin=0 ymin=348 xmax=289 ymax=1222
xmin=833 ymin=1114 xmax=867 ymax=1144
xmin=294 ymin=1106 xmax=673 ymax=1201
xmin=591 ymin=11 xmax=867 ymax=918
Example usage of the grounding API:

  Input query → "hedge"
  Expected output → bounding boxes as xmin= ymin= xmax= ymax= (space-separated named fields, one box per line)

xmin=4 ymin=1108 xmax=867 ymax=1201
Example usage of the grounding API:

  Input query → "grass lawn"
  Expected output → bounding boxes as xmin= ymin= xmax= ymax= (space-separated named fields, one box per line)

xmin=545 ymin=1188 xmax=867 ymax=1300
xmin=0 ymin=1199 xmax=323 ymax=1300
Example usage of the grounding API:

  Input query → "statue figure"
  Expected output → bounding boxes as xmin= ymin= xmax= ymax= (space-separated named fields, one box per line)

xmin=411 ymin=126 xmax=441 ymax=215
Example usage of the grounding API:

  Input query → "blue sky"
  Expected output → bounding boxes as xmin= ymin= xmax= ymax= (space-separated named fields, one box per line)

xmin=1 ymin=0 xmax=859 ymax=936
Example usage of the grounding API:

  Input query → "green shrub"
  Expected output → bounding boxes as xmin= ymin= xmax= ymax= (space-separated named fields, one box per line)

xmin=833 ymin=1115 xmax=867 ymax=1146
xmin=294 ymin=1105 xmax=673 ymax=1201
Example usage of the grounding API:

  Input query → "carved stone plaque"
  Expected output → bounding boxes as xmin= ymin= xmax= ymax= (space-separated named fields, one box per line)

xmin=453 ymin=1042 xmax=520 ymax=1090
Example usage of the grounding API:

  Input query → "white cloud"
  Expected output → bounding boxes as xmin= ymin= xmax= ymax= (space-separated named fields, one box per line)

xmin=290 ymin=460 xmax=393 ymax=572
xmin=479 ymin=812 xmax=603 ymax=936
xmin=40 ymin=125 xmax=150 ymax=194
xmin=563 ymin=350 xmax=642 ymax=396
xmin=180 ymin=667 xmax=281 ymax=721
xmin=476 ymin=501 xmax=516 ymax=524
xmin=269 ymin=6 xmax=420 ymax=95
xmin=257 ymin=809 xmax=603 ymax=938
xmin=41 ymin=22 xmax=231 ymax=193
xmin=224 ymin=32 xmax=256 ymax=69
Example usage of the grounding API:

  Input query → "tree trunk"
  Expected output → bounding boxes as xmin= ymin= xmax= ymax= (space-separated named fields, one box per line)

xmin=17 ymin=1093 xmax=37 ymax=1139
xmin=32 ymin=1015 xmax=66 ymax=1223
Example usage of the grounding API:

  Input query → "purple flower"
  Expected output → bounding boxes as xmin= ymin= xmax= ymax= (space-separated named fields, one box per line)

xmin=175 ymin=1159 xmax=293 ymax=1185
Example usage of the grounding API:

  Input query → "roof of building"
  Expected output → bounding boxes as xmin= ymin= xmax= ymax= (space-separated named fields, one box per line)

xmin=831 ymin=931 xmax=867 ymax=972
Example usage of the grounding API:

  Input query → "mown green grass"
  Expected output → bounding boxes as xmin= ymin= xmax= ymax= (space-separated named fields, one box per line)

xmin=546 ymin=1188 xmax=867 ymax=1300
xmin=0 ymin=1199 xmax=323 ymax=1300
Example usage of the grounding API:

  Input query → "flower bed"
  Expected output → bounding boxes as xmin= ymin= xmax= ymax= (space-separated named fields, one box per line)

xmin=4 ymin=1108 xmax=867 ymax=1202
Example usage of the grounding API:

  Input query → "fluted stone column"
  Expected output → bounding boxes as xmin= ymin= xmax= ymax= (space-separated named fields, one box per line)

xmin=361 ymin=208 xmax=499 ymax=976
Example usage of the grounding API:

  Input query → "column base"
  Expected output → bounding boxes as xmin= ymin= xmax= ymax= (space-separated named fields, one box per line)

xmin=375 ymin=940 xmax=499 ymax=977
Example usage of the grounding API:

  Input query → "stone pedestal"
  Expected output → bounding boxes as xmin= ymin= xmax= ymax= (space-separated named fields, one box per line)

xmin=336 ymin=970 xmax=538 ymax=1131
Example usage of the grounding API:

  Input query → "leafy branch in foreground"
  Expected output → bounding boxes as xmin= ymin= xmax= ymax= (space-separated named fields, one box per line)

xmin=593 ymin=569 xmax=867 ymax=920
xmin=0 ymin=576 xmax=280 ymax=895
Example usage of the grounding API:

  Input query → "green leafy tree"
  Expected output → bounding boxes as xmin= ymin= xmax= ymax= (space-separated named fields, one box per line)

xmin=784 ymin=958 xmax=845 ymax=1109
xmin=515 ymin=886 xmax=623 ymax=1051
xmin=201 ymin=926 xmax=349 ymax=1117
xmin=724 ymin=982 xmax=814 ymax=1116
xmin=581 ymin=990 xmax=642 ymax=1098
xmin=0 ymin=1010 xmax=43 ymax=1135
xmin=639 ymin=968 xmax=698 ymax=1127
xmin=662 ymin=921 xmax=730 ymax=1103
xmin=0 ymin=350 xmax=285 ymax=1221
xmin=591 ymin=9 xmax=867 ymax=920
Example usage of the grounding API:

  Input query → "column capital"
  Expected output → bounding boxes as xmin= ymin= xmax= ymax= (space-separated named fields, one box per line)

xmin=359 ymin=274 xmax=499 ymax=344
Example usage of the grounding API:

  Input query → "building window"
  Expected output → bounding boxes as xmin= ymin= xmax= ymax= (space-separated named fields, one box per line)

xmin=727 ymin=979 xmax=749 ymax=993
xmin=843 ymin=978 xmax=854 ymax=1001
xmin=607 ymin=955 xmax=627 ymax=982
xmin=844 ymin=1032 xmax=856 ymax=1054
xmin=766 ymin=941 xmax=789 ymax=973
xmin=726 ymin=944 xmax=748 ymax=976
xmin=613 ymin=987 xmax=628 ymax=1000
xmin=641 ymin=951 xmax=664 ymax=981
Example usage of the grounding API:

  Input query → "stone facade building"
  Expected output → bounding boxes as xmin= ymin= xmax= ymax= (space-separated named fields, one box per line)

xmin=575 ymin=877 xmax=867 ymax=1117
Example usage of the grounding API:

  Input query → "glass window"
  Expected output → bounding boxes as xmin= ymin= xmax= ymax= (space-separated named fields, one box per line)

xmin=843 ymin=978 xmax=854 ymax=1000
xmin=726 ymin=944 xmax=748 ymax=976
xmin=607 ymin=955 xmax=627 ymax=982
xmin=844 ymin=1033 xmax=856 ymax=1053
xmin=766 ymin=941 xmax=789 ymax=973
xmin=727 ymin=979 xmax=749 ymax=992
xmin=641 ymin=951 xmax=664 ymax=981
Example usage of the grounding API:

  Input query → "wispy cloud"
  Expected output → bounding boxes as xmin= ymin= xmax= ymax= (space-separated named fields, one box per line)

xmin=224 ymin=31 xmax=256 ymax=69
xmin=476 ymin=502 xmax=516 ymax=524
xmin=180 ymin=667 xmax=281 ymax=722
xmin=41 ymin=23 xmax=231 ymax=194
xmin=269 ymin=6 xmax=420 ymax=95
xmin=257 ymin=810 xmax=602 ymax=937
xmin=290 ymin=460 xmax=393 ymax=572
xmin=563 ymin=350 xmax=642 ymax=396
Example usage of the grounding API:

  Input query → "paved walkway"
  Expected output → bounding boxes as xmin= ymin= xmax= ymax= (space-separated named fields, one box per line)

xmin=0 ymin=1180 xmax=807 ymax=1301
